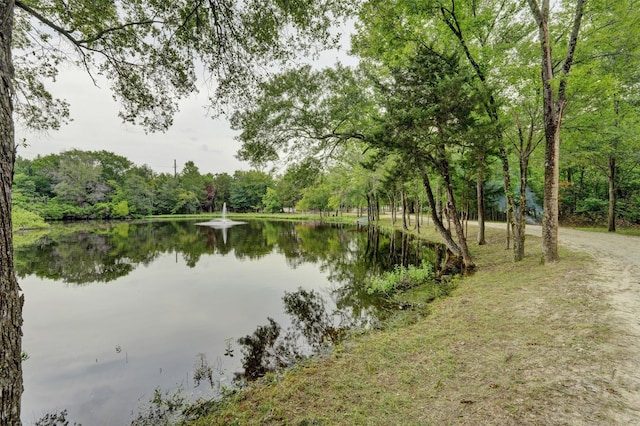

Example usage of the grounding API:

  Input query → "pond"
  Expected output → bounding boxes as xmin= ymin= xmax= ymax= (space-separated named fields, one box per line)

xmin=16 ymin=219 xmax=441 ymax=425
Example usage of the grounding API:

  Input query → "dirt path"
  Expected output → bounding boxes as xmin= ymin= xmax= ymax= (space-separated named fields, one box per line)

xmin=494 ymin=223 xmax=640 ymax=422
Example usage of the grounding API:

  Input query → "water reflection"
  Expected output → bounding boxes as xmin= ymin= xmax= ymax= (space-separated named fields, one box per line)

xmin=15 ymin=221 xmax=442 ymax=287
xmin=231 ymin=287 xmax=361 ymax=383
xmin=17 ymin=220 xmax=444 ymax=424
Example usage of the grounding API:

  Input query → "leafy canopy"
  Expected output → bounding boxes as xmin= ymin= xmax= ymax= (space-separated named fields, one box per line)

xmin=13 ymin=0 xmax=352 ymax=132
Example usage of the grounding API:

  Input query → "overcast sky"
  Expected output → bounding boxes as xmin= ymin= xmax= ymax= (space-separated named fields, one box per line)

xmin=16 ymin=23 xmax=356 ymax=177
xmin=17 ymin=67 xmax=250 ymax=177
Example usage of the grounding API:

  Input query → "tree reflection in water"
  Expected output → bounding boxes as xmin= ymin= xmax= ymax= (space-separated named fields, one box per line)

xmin=17 ymin=220 xmax=449 ymax=414
xmin=234 ymin=286 xmax=376 ymax=382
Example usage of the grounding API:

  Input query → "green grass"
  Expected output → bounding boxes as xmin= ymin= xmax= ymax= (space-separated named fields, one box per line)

xmin=186 ymin=221 xmax=623 ymax=425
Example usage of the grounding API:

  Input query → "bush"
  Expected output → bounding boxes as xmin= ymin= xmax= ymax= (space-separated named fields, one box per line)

xmin=91 ymin=203 xmax=112 ymax=219
xmin=12 ymin=206 xmax=49 ymax=230
xmin=367 ymin=264 xmax=435 ymax=296
xmin=112 ymin=200 xmax=130 ymax=218
xmin=575 ymin=197 xmax=608 ymax=223
xmin=618 ymin=195 xmax=640 ymax=225
xmin=40 ymin=199 xmax=81 ymax=220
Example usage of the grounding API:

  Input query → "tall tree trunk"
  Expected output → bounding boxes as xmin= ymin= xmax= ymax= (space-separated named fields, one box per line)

xmin=513 ymin=111 xmax=539 ymax=262
xmin=440 ymin=6 xmax=517 ymax=251
xmin=389 ymin=194 xmax=396 ymax=225
xmin=420 ymin=169 xmax=465 ymax=259
xmin=436 ymin=185 xmax=443 ymax=223
xmin=498 ymin=146 xmax=516 ymax=249
xmin=441 ymin=161 xmax=475 ymax=269
xmin=1 ymin=1 xmax=24 ymax=423
xmin=529 ymin=0 xmax=585 ymax=263
xmin=608 ymin=155 xmax=616 ymax=232
xmin=401 ymin=190 xmax=408 ymax=230
xmin=476 ymin=164 xmax=486 ymax=245
xmin=514 ymin=155 xmax=529 ymax=261
xmin=540 ymin=119 xmax=561 ymax=262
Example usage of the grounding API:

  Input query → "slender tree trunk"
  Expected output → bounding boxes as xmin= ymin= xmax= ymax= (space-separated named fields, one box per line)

xmin=498 ymin=146 xmax=516 ymax=249
xmin=442 ymin=162 xmax=475 ymax=269
xmin=401 ymin=190 xmax=408 ymax=230
xmin=514 ymin=154 xmax=529 ymax=261
xmin=505 ymin=220 xmax=511 ymax=249
xmin=389 ymin=194 xmax=396 ymax=225
xmin=420 ymin=169 xmax=464 ymax=259
xmin=476 ymin=166 xmax=486 ymax=245
xmin=1 ymin=1 xmax=24 ymax=423
xmin=529 ymin=0 xmax=585 ymax=263
xmin=608 ymin=155 xmax=616 ymax=232
xmin=436 ymin=185 xmax=443 ymax=224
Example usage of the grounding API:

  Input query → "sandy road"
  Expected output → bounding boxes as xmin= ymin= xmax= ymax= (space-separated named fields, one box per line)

xmin=489 ymin=223 xmax=640 ymax=422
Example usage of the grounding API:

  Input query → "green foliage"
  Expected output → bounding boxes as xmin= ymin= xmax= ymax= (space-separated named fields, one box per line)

xmin=11 ymin=206 xmax=49 ymax=231
xmin=618 ymin=194 xmax=640 ymax=224
xmin=276 ymin=158 xmax=323 ymax=210
xmin=112 ymin=200 xmax=130 ymax=218
xmin=13 ymin=0 xmax=348 ymax=133
xmin=296 ymin=184 xmax=331 ymax=213
xmin=575 ymin=197 xmax=609 ymax=223
xmin=230 ymin=170 xmax=273 ymax=212
xmin=367 ymin=264 xmax=435 ymax=296
xmin=132 ymin=387 xmax=187 ymax=425
xmin=262 ymin=188 xmax=282 ymax=213
xmin=231 ymin=65 xmax=373 ymax=167
xmin=39 ymin=199 xmax=81 ymax=221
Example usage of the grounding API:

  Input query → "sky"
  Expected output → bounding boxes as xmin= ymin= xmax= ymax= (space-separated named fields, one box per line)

xmin=17 ymin=67 xmax=250 ymax=177
xmin=16 ymin=24 xmax=356 ymax=178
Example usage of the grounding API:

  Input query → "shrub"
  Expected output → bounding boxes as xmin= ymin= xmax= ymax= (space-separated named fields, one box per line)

xmin=12 ymin=206 xmax=49 ymax=230
xmin=367 ymin=264 xmax=435 ymax=296
xmin=575 ymin=197 xmax=608 ymax=223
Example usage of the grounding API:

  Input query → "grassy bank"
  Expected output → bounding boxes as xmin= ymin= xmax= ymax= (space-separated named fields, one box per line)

xmin=189 ymin=222 xmax=623 ymax=425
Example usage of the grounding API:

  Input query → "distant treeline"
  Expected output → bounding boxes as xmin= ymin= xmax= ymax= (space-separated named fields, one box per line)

xmin=12 ymin=148 xmax=640 ymax=227
xmin=13 ymin=149 xmax=277 ymax=221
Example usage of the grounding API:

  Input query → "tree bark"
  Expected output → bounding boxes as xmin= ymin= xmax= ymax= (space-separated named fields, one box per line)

xmin=420 ymin=169 xmax=465 ymax=260
xmin=1 ymin=1 xmax=24 ymax=423
xmin=441 ymin=161 xmax=475 ymax=269
xmin=528 ymin=0 xmax=586 ymax=263
xmin=514 ymin=153 xmax=529 ymax=261
xmin=498 ymin=146 xmax=516 ymax=249
xmin=401 ymin=190 xmax=408 ymax=230
xmin=476 ymin=164 xmax=486 ymax=245
xmin=608 ymin=155 xmax=616 ymax=232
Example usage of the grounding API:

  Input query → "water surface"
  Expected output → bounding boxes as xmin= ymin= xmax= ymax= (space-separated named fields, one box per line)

xmin=16 ymin=220 xmax=434 ymax=424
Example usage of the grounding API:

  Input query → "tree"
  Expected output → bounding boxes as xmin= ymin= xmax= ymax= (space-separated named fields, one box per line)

xmin=370 ymin=45 xmax=481 ymax=270
xmin=562 ymin=0 xmax=640 ymax=231
xmin=1 ymin=0 xmax=348 ymax=421
xmin=230 ymin=170 xmax=273 ymax=212
xmin=231 ymin=64 xmax=371 ymax=167
xmin=296 ymin=180 xmax=332 ymax=215
xmin=528 ymin=0 xmax=586 ymax=262
xmin=50 ymin=150 xmax=111 ymax=207
xmin=177 ymin=161 xmax=205 ymax=213
xmin=354 ymin=0 xmax=532 ymax=259
xmin=262 ymin=187 xmax=283 ymax=213
xmin=275 ymin=158 xmax=323 ymax=211
xmin=212 ymin=172 xmax=232 ymax=213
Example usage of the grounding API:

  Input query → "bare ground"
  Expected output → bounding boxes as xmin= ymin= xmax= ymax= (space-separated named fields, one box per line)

xmin=510 ymin=224 xmax=640 ymax=423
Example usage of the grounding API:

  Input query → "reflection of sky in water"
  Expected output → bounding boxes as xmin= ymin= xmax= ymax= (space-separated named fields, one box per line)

xmin=21 ymin=248 xmax=331 ymax=425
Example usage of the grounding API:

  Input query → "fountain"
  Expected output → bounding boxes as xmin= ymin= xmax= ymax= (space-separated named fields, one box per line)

xmin=196 ymin=203 xmax=247 ymax=229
